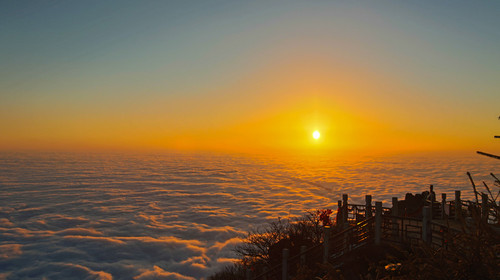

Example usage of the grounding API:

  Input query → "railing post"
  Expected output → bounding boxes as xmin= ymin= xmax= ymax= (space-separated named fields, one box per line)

xmin=300 ymin=245 xmax=307 ymax=266
xmin=365 ymin=195 xmax=372 ymax=218
xmin=342 ymin=194 xmax=349 ymax=226
xmin=323 ymin=226 xmax=331 ymax=264
xmin=392 ymin=197 xmax=399 ymax=217
xmin=282 ymin=248 xmax=289 ymax=280
xmin=454 ymin=191 xmax=461 ymax=220
xmin=375 ymin=201 xmax=382 ymax=245
xmin=482 ymin=193 xmax=489 ymax=222
xmin=392 ymin=197 xmax=399 ymax=239
xmin=246 ymin=268 xmax=252 ymax=280
xmin=422 ymin=206 xmax=431 ymax=244
xmin=498 ymin=201 xmax=500 ymax=226
xmin=337 ymin=200 xmax=343 ymax=227
xmin=441 ymin=193 xmax=447 ymax=219
xmin=429 ymin=185 xmax=434 ymax=220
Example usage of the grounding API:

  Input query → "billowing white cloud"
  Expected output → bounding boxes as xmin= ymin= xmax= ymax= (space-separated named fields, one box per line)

xmin=0 ymin=152 xmax=495 ymax=279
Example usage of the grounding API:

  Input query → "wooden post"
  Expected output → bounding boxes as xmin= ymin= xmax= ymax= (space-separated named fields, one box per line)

xmin=342 ymin=194 xmax=348 ymax=225
xmin=375 ymin=202 xmax=382 ymax=245
xmin=392 ymin=197 xmax=399 ymax=216
xmin=282 ymin=248 xmax=289 ymax=280
xmin=441 ymin=193 xmax=447 ymax=219
xmin=246 ymin=268 xmax=252 ymax=280
xmin=455 ymin=191 xmax=461 ymax=221
xmin=392 ymin=197 xmax=399 ymax=239
xmin=429 ymin=185 xmax=434 ymax=220
xmin=482 ymin=193 xmax=489 ymax=222
xmin=337 ymin=200 xmax=342 ymax=227
xmin=323 ymin=226 xmax=331 ymax=264
xmin=365 ymin=195 xmax=372 ymax=218
xmin=422 ymin=206 xmax=431 ymax=244
xmin=263 ymin=267 xmax=268 ymax=280
xmin=300 ymin=245 xmax=307 ymax=266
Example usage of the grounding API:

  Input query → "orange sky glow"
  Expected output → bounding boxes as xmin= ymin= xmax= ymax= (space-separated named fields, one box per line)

xmin=1 ymin=2 xmax=498 ymax=155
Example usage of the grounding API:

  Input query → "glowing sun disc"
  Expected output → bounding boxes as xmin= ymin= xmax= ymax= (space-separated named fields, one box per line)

xmin=313 ymin=131 xmax=320 ymax=139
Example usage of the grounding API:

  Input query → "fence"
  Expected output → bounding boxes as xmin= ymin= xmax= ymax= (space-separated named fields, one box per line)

xmin=250 ymin=217 xmax=375 ymax=280
xmin=250 ymin=187 xmax=497 ymax=280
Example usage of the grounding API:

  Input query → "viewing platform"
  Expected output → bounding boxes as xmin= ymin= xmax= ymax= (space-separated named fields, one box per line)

xmin=250 ymin=185 xmax=499 ymax=280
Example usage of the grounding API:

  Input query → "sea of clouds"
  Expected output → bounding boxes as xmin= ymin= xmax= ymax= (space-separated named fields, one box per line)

xmin=0 ymin=151 xmax=497 ymax=279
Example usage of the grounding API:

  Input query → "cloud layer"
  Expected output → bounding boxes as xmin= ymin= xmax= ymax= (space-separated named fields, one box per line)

xmin=0 ymin=151 xmax=496 ymax=279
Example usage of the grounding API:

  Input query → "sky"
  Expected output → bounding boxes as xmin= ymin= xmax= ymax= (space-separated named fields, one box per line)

xmin=1 ymin=0 xmax=499 ymax=154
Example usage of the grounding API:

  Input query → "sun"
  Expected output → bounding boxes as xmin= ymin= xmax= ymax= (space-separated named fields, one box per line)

xmin=312 ymin=130 xmax=320 ymax=140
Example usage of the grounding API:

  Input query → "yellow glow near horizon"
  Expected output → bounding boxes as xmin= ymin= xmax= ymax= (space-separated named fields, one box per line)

xmin=0 ymin=2 xmax=499 ymax=155
xmin=313 ymin=130 xmax=320 ymax=140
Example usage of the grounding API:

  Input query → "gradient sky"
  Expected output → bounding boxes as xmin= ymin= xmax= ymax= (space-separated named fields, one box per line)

xmin=1 ymin=1 xmax=499 ymax=153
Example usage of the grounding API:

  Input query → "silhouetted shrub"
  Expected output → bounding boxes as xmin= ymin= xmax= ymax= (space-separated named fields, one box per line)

xmin=209 ymin=210 xmax=335 ymax=279
xmin=235 ymin=210 xmax=333 ymax=269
